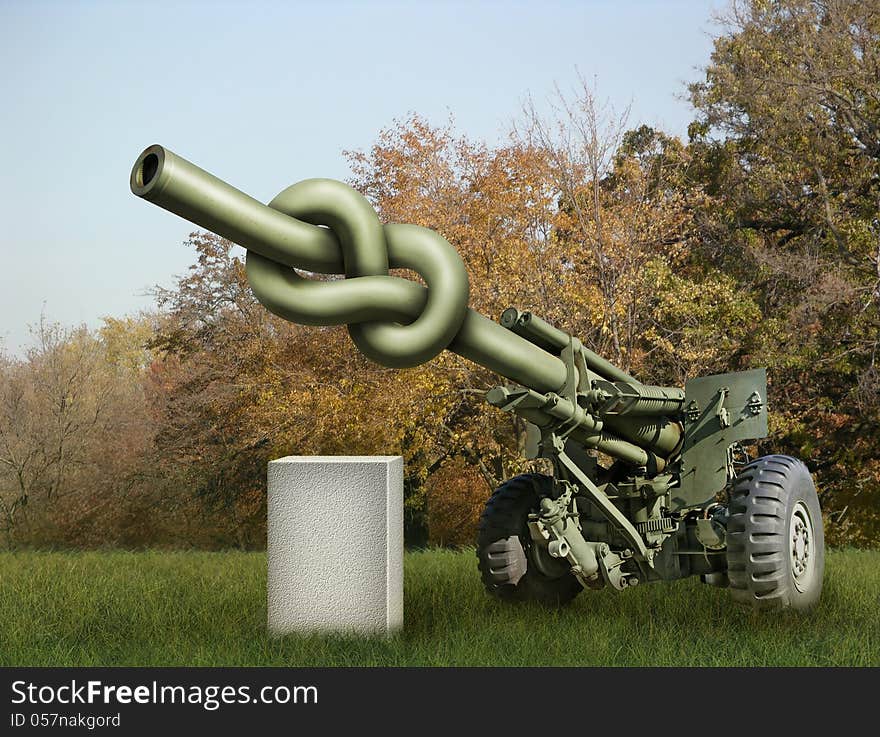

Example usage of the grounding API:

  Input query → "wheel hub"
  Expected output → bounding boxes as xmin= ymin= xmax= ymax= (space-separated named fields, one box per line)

xmin=790 ymin=501 xmax=814 ymax=592
xmin=528 ymin=537 xmax=571 ymax=579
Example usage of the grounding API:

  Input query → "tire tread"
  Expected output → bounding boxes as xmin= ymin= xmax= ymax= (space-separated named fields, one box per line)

xmin=726 ymin=454 xmax=824 ymax=610
xmin=476 ymin=474 xmax=582 ymax=607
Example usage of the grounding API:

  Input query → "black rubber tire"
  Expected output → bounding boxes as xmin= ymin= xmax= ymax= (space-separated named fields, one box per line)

xmin=727 ymin=455 xmax=825 ymax=611
xmin=476 ymin=473 xmax=582 ymax=606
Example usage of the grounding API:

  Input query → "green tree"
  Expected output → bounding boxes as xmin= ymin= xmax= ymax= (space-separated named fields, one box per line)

xmin=689 ymin=0 xmax=880 ymax=543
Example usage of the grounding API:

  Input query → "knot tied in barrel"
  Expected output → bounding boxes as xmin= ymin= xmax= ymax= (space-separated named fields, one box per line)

xmin=131 ymin=145 xmax=470 ymax=368
xmin=130 ymin=144 xmax=571 ymax=393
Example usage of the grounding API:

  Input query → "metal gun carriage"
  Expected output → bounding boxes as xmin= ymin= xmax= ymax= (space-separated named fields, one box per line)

xmin=131 ymin=145 xmax=824 ymax=610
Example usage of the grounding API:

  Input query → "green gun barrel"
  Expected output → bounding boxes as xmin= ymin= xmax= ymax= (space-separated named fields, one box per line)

xmin=131 ymin=145 xmax=568 ymax=392
xmin=500 ymin=308 xmax=639 ymax=385
xmin=131 ymin=145 xmax=682 ymax=460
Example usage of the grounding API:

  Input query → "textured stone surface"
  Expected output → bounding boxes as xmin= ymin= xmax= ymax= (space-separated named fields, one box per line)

xmin=267 ymin=456 xmax=403 ymax=636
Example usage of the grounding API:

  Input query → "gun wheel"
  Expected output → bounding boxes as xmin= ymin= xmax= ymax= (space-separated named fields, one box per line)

xmin=476 ymin=473 xmax=582 ymax=607
xmin=726 ymin=455 xmax=824 ymax=610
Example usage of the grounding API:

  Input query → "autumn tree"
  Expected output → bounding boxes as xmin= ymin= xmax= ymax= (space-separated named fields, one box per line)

xmin=344 ymin=104 xmax=763 ymax=542
xmin=146 ymin=230 xmax=484 ymax=546
xmin=516 ymin=80 xmax=761 ymax=386
xmin=346 ymin=115 xmax=569 ymax=541
xmin=517 ymin=78 xmax=635 ymax=367
xmin=9 ymin=2 xmax=879 ymax=548
xmin=0 ymin=317 xmax=158 ymax=547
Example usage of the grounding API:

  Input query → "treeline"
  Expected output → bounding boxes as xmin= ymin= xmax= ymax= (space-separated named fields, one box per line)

xmin=1 ymin=0 xmax=878 ymax=548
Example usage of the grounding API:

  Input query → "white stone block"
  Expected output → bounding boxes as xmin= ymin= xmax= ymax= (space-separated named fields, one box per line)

xmin=267 ymin=456 xmax=403 ymax=636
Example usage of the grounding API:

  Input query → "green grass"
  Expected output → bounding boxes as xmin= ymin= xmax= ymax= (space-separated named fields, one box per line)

xmin=1 ymin=549 xmax=878 ymax=666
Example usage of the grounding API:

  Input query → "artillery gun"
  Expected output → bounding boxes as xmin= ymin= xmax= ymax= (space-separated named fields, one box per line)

xmin=130 ymin=145 xmax=824 ymax=610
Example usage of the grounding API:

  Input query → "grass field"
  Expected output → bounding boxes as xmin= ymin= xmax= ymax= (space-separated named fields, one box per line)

xmin=1 ymin=549 xmax=878 ymax=666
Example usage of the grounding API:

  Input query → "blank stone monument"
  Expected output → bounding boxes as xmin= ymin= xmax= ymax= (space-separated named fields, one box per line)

xmin=267 ymin=456 xmax=403 ymax=636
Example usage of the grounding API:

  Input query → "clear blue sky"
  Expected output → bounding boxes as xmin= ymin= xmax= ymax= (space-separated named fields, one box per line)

xmin=0 ymin=0 xmax=722 ymax=354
